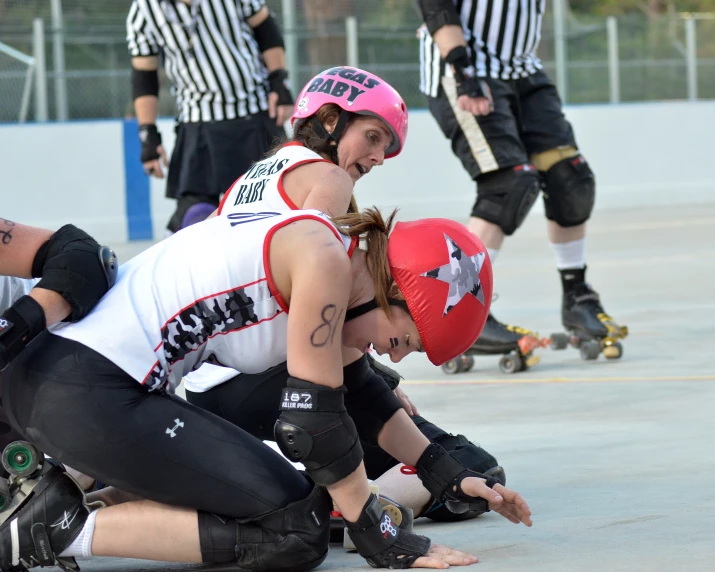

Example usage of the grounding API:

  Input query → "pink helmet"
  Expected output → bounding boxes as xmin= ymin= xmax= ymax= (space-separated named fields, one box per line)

xmin=290 ymin=66 xmax=408 ymax=158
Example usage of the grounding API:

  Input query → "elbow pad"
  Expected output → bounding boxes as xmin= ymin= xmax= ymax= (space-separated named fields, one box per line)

xmin=32 ymin=224 xmax=118 ymax=322
xmin=417 ymin=0 xmax=462 ymax=36
xmin=131 ymin=67 xmax=159 ymax=100
xmin=274 ymin=376 xmax=363 ymax=486
xmin=253 ymin=14 xmax=285 ymax=52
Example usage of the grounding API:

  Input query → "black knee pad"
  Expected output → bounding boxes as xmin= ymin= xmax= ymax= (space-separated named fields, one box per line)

xmin=541 ymin=155 xmax=595 ymax=227
xmin=472 ymin=165 xmax=541 ymax=236
xmin=412 ymin=416 xmax=505 ymax=522
xmin=198 ymin=482 xmax=331 ymax=571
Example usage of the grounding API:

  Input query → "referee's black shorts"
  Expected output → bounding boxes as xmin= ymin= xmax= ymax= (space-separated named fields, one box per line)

xmin=167 ymin=111 xmax=285 ymax=201
xmin=426 ymin=69 xmax=577 ymax=180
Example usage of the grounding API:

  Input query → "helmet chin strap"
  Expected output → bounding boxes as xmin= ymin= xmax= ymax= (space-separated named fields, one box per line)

xmin=345 ymin=298 xmax=411 ymax=322
xmin=310 ymin=111 xmax=351 ymax=165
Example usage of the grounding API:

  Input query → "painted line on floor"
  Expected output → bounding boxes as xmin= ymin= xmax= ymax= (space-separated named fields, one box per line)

xmin=401 ymin=375 xmax=715 ymax=386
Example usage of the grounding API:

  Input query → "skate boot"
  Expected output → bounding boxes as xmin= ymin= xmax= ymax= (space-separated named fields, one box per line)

xmin=0 ymin=442 xmax=95 ymax=571
xmin=550 ymin=274 xmax=628 ymax=360
xmin=442 ymin=313 xmax=547 ymax=375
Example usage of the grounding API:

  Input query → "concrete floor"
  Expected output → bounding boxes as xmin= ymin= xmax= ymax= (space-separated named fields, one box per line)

xmin=80 ymin=202 xmax=715 ymax=572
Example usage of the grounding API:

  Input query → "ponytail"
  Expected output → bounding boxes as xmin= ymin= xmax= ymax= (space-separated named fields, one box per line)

xmin=331 ymin=207 xmax=398 ymax=315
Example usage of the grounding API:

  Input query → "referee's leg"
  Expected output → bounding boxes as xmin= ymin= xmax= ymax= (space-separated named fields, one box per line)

xmin=427 ymin=79 xmax=539 ymax=242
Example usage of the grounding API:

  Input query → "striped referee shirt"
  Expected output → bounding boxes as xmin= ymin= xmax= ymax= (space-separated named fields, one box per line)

xmin=420 ymin=0 xmax=545 ymax=97
xmin=127 ymin=0 xmax=270 ymax=123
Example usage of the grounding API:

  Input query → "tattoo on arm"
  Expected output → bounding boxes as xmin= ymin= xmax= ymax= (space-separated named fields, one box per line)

xmin=0 ymin=219 xmax=15 ymax=245
xmin=310 ymin=304 xmax=344 ymax=348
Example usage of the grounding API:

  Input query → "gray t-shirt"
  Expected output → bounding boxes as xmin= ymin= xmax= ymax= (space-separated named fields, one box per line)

xmin=0 ymin=275 xmax=38 ymax=313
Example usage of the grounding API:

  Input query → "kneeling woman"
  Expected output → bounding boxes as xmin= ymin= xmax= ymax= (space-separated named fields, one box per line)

xmin=1 ymin=208 xmax=530 ymax=571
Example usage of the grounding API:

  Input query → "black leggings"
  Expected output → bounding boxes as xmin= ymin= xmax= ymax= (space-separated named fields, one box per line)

xmin=2 ymin=332 xmax=311 ymax=519
xmin=186 ymin=363 xmax=500 ymax=485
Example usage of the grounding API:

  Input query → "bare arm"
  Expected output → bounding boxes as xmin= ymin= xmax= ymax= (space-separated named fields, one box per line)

xmin=247 ymin=8 xmax=286 ymax=73
xmin=283 ymin=162 xmax=355 ymax=217
xmin=247 ymin=6 xmax=292 ymax=125
xmin=132 ymin=56 xmax=168 ymax=178
xmin=416 ymin=1 xmax=493 ymax=116
xmin=377 ymin=409 xmax=431 ymax=467
xmin=271 ymin=221 xmax=371 ymax=522
xmin=0 ymin=219 xmax=51 ymax=277
xmin=0 ymin=219 xmax=70 ymax=325
xmin=132 ymin=56 xmax=159 ymax=125
xmin=432 ymin=25 xmax=468 ymax=57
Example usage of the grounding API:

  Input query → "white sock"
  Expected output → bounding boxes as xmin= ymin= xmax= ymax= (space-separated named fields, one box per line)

xmin=59 ymin=509 xmax=98 ymax=558
xmin=486 ymin=247 xmax=499 ymax=264
xmin=550 ymin=238 xmax=586 ymax=270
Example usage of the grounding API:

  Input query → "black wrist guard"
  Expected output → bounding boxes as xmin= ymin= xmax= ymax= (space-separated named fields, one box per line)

xmin=138 ymin=123 xmax=162 ymax=163
xmin=274 ymin=376 xmax=363 ymax=486
xmin=32 ymin=224 xmax=118 ymax=322
xmin=444 ymin=46 xmax=485 ymax=99
xmin=0 ymin=295 xmax=46 ymax=370
xmin=267 ymin=69 xmax=294 ymax=106
xmin=416 ymin=443 xmax=500 ymax=515
xmin=345 ymin=493 xmax=431 ymax=569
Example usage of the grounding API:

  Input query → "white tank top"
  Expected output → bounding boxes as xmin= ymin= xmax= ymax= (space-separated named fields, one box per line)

xmin=185 ymin=142 xmax=336 ymax=394
xmin=217 ymin=142 xmax=330 ymax=216
xmin=53 ymin=210 xmax=354 ymax=393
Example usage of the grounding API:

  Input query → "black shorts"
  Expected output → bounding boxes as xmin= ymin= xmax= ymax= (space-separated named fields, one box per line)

xmin=426 ymin=69 xmax=577 ymax=179
xmin=2 ymin=332 xmax=311 ymax=519
xmin=166 ymin=111 xmax=286 ymax=201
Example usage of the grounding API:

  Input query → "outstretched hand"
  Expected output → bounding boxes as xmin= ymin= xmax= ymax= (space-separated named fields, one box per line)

xmin=460 ymin=477 xmax=532 ymax=527
xmin=411 ymin=544 xmax=478 ymax=569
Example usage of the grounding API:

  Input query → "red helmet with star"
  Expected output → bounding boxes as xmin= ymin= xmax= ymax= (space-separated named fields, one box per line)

xmin=388 ymin=219 xmax=492 ymax=366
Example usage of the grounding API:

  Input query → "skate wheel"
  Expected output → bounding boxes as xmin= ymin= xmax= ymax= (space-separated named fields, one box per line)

xmin=459 ymin=355 xmax=475 ymax=372
xmin=524 ymin=354 xmax=541 ymax=369
xmin=441 ymin=359 xmax=461 ymax=375
xmin=579 ymin=340 xmax=601 ymax=361
xmin=603 ymin=342 xmax=623 ymax=360
xmin=0 ymin=479 xmax=10 ymax=512
xmin=550 ymin=332 xmax=569 ymax=350
xmin=499 ymin=352 xmax=523 ymax=374
xmin=2 ymin=441 xmax=43 ymax=479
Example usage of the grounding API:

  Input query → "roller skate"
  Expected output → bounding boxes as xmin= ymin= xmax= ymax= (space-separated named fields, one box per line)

xmin=0 ymin=441 xmax=95 ymax=571
xmin=332 ymin=485 xmax=414 ymax=551
xmin=550 ymin=278 xmax=628 ymax=361
xmin=441 ymin=313 xmax=549 ymax=375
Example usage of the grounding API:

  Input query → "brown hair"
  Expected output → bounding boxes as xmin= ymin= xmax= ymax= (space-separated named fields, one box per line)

xmin=268 ymin=104 xmax=359 ymax=212
xmin=331 ymin=207 xmax=399 ymax=315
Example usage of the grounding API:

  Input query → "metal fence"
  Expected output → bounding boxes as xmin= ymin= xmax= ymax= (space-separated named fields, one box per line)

xmin=1 ymin=0 xmax=715 ymax=123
